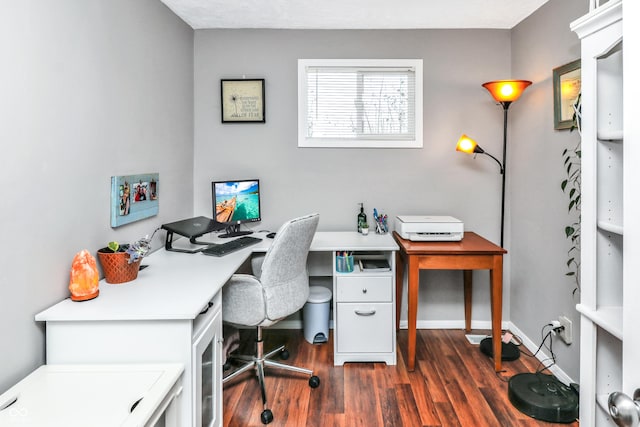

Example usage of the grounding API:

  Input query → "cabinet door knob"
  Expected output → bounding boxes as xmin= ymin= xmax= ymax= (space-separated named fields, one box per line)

xmin=362 ymin=288 xmax=367 ymax=294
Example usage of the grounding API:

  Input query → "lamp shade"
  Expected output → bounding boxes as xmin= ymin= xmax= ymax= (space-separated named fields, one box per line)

xmin=482 ymin=80 xmax=532 ymax=103
xmin=456 ymin=134 xmax=484 ymax=154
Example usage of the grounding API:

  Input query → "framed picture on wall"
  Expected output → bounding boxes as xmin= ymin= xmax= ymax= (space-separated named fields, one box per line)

xmin=110 ymin=173 xmax=159 ymax=227
xmin=553 ymin=59 xmax=581 ymax=130
xmin=221 ymin=79 xmax=265 ymax=123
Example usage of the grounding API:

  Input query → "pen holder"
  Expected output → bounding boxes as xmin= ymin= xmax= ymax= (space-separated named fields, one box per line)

xmin=335 ymin=254 xmax=354 ymax=273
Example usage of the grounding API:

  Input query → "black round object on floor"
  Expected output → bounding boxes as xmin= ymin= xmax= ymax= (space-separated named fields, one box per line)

xmin=479 ymin=337 xmax=520 ymax=361
xmin=508 ymin=373 xmax=579 ymax=423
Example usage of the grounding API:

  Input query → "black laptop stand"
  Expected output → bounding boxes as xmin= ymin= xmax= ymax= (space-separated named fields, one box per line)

xmin=161 ymin=216 xmax=223 ymax=253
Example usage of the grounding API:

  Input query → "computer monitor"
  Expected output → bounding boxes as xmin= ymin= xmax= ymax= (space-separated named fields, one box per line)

xmin=212 ymin=179 xmax=261 ymax=238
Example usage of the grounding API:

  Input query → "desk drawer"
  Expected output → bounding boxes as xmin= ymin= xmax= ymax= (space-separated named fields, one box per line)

xmin=336 ymin=276 xmax=391 ymax=302
xmin=336 ymin=303 xmax=393 ymax=353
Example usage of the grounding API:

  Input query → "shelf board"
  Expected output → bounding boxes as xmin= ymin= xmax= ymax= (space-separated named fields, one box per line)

xmin=597 ymin=220 xmax=624 ymax=235
xmin=577 ymin=303 xmax=622 ymax=340
xmin=598 ymin=130 xmax=623 ymax=141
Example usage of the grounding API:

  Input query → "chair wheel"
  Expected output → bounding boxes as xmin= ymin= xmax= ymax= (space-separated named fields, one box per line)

xmin=261 ymin=409 xmax=273 ymax=424
xmin=309 ymin=375 xmax=320 ymax=388
xmin=280 ymin=349 xmax=290 ymax=360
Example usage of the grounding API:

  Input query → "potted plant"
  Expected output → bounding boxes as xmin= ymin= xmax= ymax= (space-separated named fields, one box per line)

xmin=561 ymin=93 xmax=581 ymax=296
xmin=97 ymin=236 xmax=151 ymax=284
xmin=361 ymin=223 xmax=370 ymax=235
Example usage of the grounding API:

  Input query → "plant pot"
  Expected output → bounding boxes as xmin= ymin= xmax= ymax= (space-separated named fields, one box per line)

xmin=97 ymin=248 xmax=141 ymax=284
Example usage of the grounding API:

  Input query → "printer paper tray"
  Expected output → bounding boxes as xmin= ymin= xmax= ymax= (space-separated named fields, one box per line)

xmin=406 ymin=232 xmax=463 ymax=242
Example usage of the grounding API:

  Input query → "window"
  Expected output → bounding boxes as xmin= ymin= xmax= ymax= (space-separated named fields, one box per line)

xmin=298 ymin=59 xmax=423 ymax=148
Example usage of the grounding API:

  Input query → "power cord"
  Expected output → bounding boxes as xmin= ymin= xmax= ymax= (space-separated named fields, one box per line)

xmin=494 ymin=323 xmax=560 ymax=381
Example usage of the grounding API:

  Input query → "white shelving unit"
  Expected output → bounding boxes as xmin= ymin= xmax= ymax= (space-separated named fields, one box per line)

xmin=571 ymin=1 xmax=623 ymax=425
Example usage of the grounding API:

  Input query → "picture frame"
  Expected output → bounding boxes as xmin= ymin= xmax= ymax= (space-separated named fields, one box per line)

xmin=553 ymin=59 xmax=581 ymax=130
xmin=221 ymin=79 xmax=265 ymax=123
xmin=110 ymin=173 xmax=159 ymax=228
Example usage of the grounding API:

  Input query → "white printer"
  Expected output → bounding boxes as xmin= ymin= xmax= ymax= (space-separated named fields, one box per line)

xmin=395 ymin=215 xmax=464 ymax=241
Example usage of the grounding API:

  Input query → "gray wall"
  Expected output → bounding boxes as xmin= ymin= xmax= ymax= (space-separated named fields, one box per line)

xmin=0 ymin=1 xmax=194 ymax=392
xmin=194 ymin=29 xmax=513 ymax=328
xmin=510 ymin=0 xmax=587 ymax=382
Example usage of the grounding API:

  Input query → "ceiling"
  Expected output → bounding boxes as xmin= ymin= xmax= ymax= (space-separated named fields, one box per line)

xmin=160 ymin=0 xmax=551 ymax=30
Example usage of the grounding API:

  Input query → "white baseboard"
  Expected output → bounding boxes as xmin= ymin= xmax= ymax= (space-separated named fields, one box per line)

xmin=398 ymin=319 xmax=505 ymax=330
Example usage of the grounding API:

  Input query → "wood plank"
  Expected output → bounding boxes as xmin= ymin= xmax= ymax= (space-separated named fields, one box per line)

xmin=223 ymin=328 xmax=579 ymax=427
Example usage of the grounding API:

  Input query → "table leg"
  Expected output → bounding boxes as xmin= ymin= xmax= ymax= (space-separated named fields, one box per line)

xmin=407 ymin=255 xmax=419 ymax=371
xmin=490 ymin=255 xmax=504 ymax=371
xmin=395 ymin=250 xmax=404 ymax=331
xmin=463 ymin=270 xmax=472 ymax=333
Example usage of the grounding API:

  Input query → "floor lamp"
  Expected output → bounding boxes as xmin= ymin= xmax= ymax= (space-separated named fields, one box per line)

xmin=456 ymin=80 xmax=531 ymax=247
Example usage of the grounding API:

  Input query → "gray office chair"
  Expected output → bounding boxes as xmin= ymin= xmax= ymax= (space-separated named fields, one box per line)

xmin=222 ymin=213 xmax=320 ymax=425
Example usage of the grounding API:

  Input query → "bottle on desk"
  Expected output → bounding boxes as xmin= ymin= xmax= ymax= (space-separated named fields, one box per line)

xmin=357 ymin=202 xmax=367 ymax=233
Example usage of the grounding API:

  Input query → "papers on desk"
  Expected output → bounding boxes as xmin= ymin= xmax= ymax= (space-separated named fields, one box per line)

xmin=358 ymin=258 xmax=391 ymax=272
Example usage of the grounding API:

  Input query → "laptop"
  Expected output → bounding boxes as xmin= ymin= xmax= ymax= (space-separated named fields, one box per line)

xmin=161 ymin=216 xmax=223 ymax=238
xmin=161 ymin=216 xmax=224 ymax=253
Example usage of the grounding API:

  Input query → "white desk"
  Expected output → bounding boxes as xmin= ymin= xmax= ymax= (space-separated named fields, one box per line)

xmin=0 ymin=364 xmax=183 ymax=427
xmin=35 ymin=231 xmax=398 ymax=427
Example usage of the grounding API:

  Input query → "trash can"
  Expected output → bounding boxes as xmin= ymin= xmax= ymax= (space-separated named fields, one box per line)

xmin=303 ymin=286 xmax=332 ymax=344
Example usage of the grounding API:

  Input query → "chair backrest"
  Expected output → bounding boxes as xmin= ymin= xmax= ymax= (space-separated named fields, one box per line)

xmin=259 ymin=213 xmax=319 ymax=321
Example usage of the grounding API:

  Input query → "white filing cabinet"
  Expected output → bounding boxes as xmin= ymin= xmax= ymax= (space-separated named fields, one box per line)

xmin=333 ymin=252 xmax=396 ymax=365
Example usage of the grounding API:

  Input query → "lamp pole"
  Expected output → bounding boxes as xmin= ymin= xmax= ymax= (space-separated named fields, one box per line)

xmin=499 ymin=102 xmax=511 ymax=248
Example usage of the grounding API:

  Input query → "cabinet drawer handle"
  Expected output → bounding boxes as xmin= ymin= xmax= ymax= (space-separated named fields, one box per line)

xmin=199 ymin=301 xmax=213 ymax=315
xmin=354 ymin=309 xmax=376 ymax=316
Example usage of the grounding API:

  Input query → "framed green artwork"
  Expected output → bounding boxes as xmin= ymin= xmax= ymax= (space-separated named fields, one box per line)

xmin=553 ymin=59 xmax=581 ymax=130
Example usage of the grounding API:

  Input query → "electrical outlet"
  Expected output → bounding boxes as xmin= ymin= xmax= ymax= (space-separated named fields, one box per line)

xmin=558 ymin=315 xmax=572 ymax=344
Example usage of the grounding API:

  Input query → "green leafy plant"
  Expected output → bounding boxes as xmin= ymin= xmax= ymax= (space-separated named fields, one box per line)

xmin=561 ymin=93 xmax=581 ymax=295
xmin=102 ymin=236 xmax=152 ymax=264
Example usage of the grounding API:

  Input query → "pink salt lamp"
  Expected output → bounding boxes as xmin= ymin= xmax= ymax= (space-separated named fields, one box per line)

xmin=69 ymin=250 xmax=100 ymax=301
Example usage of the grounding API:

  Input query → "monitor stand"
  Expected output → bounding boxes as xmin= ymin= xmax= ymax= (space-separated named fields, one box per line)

xmin=219 ymin=224 xmax=253 ymax=239
xmin=164 ymin=231 xmax=213 ymax=254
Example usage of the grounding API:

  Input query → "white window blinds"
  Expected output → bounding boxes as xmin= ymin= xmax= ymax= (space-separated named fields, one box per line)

xmin=298 ymin=59 xmax=423 ymax=148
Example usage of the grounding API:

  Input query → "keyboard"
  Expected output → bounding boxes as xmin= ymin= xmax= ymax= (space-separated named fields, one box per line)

xmin=201 ymin=236 xmax=262 ymax=257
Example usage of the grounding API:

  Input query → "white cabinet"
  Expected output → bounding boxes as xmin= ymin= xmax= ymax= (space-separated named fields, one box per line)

xmin=192 ymin=295 xmax=223 ymax=427
xmin=333 ymin=252 xmax=396 ymax=365
xmin=0 ymin=364 xmax=184 ymax=427
xmin=571 ymin=2 xmax=625 ymax=425
xmin=37 ymin=292 xmax=223 ymax=427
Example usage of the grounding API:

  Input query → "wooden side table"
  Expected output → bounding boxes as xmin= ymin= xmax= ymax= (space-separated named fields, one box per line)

xmin=393 ymin=231 xmax=507 ymax=372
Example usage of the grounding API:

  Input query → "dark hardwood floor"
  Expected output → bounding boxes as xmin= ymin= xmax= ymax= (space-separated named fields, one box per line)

xmin=223 ymin=329 xmax=580 ymax=426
